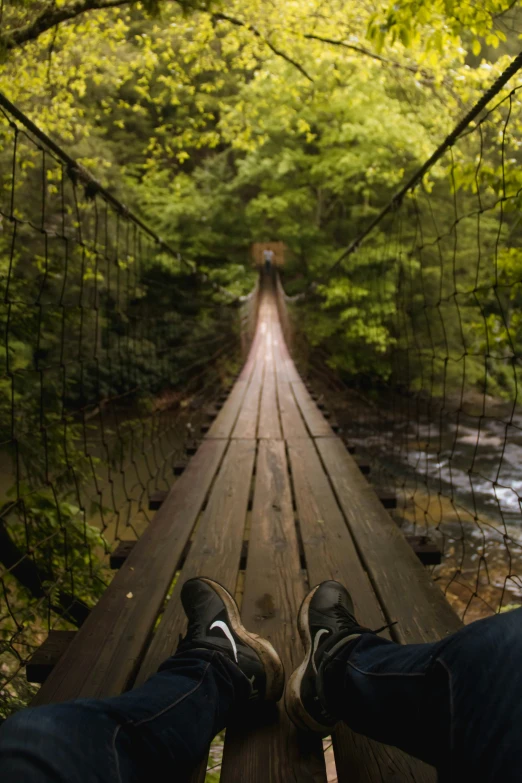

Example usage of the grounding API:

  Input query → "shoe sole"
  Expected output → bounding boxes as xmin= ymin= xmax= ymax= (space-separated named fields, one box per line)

xmin=285 ymin=585 xmax=337 ymax=735
xmin=200 ymin=577 xmax=285 ymax=702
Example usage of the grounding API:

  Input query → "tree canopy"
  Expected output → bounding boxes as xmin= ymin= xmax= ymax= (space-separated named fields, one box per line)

xmin=1 ymin=0 xmax=521 ymax=382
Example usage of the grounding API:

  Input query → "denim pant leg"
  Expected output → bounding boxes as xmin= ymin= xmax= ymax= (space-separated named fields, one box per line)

xmin=0 ymin=650 xmax=250 ymax=783
xmin=320 ymin=609 xmax=522 ymax=782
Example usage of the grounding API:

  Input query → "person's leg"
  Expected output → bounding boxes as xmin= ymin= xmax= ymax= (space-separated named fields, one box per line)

xmin=0 ymin=649 xmax=244 ymax=783
xmin=0 ymin=577 xmax=284 ymax=783
xmin=287 ymin=580 xmax=522 ymax=782
xmin=323 ymin=609 xmax=522 ymax=781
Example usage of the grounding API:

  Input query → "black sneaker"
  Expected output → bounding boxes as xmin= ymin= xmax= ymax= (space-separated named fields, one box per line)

xmin=177 ymin=577 xmax=284 ymax=702
xmin=286 ymin=580 xmax=375 ymax=735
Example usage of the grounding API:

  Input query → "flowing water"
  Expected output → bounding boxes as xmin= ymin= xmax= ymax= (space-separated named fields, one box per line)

xmin=329 ymin=389 xmax=522 ymax=621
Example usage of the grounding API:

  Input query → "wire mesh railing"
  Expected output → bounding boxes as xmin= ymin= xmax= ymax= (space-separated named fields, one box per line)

xmin=0 ymin=94 xmax=252 ymax=717
xmin=288 ymin=52 xmax=522 ymax=624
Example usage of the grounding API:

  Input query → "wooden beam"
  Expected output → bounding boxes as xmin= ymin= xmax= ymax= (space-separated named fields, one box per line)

xmin=110 ymin=540 xmax=136 ymax=569
xmin=376 ymin=489 xmax=397 ymax=509
xmin=148 ymin=490 xmax=168 ymax=511
xmin=356 ymin=460 xmax=371 ymax=475
xmin=26 ymin=631 xmax=76 ymax=684
xmin=185 ymin=440 xmax=200 ymax=456
xmin=406 ymin=536 xmax=442 ymax=566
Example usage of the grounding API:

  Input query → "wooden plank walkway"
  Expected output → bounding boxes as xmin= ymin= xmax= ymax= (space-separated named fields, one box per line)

xmin=34 ymin=274 xmax=460 ymax=782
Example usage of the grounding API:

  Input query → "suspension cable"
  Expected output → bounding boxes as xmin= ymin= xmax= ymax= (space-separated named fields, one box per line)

xmin=323 ymin=48 xmax=522 ymax=279
xmin=0 ymin=90 xmax=195 ymax=270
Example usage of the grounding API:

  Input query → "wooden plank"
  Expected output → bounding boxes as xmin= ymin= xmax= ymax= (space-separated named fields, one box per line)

xmin=277 ymin=381 xmax=307 ymax=439
xmin=272 ymin=324 xmax=289 ymax=383
xmin=280 ymin=347 xmax=301 ymax=382
xmin=287 ymin=438 xmax=435 ymax=783
xmin=232 ymin=353 xmax=264 ymax=439
xmin=257 ymin=295 xmax=282 ymax=438
xmin=238 ymin=341 xmax=258 ymax=382
xmin=221 ymin=439 xmax=326 ymax=783
xmin=33 ymin=439 xmax=227 ymax=704
xmin=332 ymin=732 xmax=436 ymax=783
xmin=133 ymin=440 xmax=255 ymax=783
xmin=206 ymin=380 xmax=248 ymax=439
xmin=135 ymin=438 xmax=256 ymax=684
xmin=274 ymin=318 xmax=300 ymax=382
xmin=285 ymin=361 xmax=301 ymax=383
xmin=316 ymin=437 xmax=461 ymax=643
xmin=287 ymin=438 xmax=389 ymax=633
xmin=291 ymin=381 xmax=333 ymax=437
xmin=237 ymin=298 xmax=265 ymax=382
xmin=258 ymin=363 xmax=281 ymax=439
xmin=205 ymin=296 xmax=265 ymax=439
xmin=238 ymin=328 xmax=260 ymax=381
xmin=272 ymin=320 xmax=307 ymax=437
xmin=207 ymin=303 xmax=265 ymax=439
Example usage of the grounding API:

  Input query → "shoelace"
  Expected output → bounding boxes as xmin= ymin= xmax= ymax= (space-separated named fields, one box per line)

xmin=373 ymin=621 xmax=399 ymax=634
xmin=333 ymin=601 xmax=398 ymax=636
xmin=332 ymin=602 xmax=360 ymax=632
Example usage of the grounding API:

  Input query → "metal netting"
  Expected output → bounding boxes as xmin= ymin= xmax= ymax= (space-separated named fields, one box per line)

xmin=289 ymin=59 xmax=522 ymax=624
xmin=0 ymin=95 xmax=251 ymax=717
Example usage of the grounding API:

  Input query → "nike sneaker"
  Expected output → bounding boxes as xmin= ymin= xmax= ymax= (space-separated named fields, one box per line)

xmin=286 ymin=580 xmax=376 ymax=734
xmin=177 ymin=576 xmax=284 ymax=702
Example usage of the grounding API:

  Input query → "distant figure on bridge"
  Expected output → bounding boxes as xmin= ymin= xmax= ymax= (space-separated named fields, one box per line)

xmin=1 ymin=577 xmax=521 ymax=781
xmin=263 ymin=248 xmax=275 ymax=272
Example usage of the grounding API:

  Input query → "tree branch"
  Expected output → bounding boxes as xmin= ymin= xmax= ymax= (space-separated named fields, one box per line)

xmin=1 ymin=0 xmax=437 ymax=95
xmin=212 ymin=12 xmax=314 ymax=83
xmin=301 ymin=32 xmax=438 ymax=83
xmin=0 ymin=0 xmax=130 ymax=51
xmin=213 ymin=16 xmax=445 ymax=89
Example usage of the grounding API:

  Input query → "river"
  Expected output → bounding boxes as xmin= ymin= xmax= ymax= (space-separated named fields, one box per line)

xmin=328 ymin=388 xmax=522 ymax=622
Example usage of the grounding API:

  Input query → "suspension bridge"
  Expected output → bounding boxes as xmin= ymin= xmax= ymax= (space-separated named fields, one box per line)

xmin=27 ymin=270 xmax=460 ymax=783
xmin=2 ymin=48 xmax=522 ymax=783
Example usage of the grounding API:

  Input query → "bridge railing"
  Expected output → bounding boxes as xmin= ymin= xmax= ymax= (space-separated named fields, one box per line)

xmin=288 ymin=53 xmax=522 ymax=623
xmin=0 ymin=94 xmax=246 ymax=717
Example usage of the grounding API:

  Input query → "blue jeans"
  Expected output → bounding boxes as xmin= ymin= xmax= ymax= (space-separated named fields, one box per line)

xmin=0 ymin=651 xmax=249 ymax=783
xmin=1 ymin=610 xmax=521 ymax=782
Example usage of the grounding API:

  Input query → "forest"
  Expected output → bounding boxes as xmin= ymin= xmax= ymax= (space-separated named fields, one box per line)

xmin=2 ymin=0 xmax=522 ymax=725
xmin=3 ymin=0 xmax=522 ymax=390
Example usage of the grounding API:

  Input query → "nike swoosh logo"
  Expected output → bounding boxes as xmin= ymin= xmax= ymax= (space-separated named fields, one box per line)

xmin=210 ymin=620 xmax=238 ymax=662
xmin=248 ymin=674 xmax=259 ymax=699
xmin=312 ymin=629 xmax=330 ymax=673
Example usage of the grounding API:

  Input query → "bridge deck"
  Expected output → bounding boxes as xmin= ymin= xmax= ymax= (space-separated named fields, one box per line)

xmin=34 ymin=277 xmax=460 ymax=782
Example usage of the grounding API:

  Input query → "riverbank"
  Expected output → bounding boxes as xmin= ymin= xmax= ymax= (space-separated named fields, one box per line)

xmin=308 ymin=374 xmax=522 ymax=623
